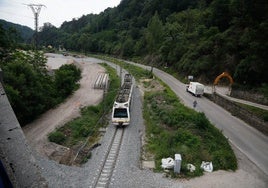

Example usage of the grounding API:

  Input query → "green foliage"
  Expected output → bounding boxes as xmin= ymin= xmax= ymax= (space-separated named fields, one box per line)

xmin=122 ymin=63 xmax=153 ymax=80
xmin=1 ymin=51 xmax=53 ymax=124
xmin=54 ymin=64 xmax=81 ymax=97
xmin=62 ymin=105 xmax=101 ymax=142
xmin=36 ymin=0 xmax=267 ymax=86
xmin=0 ymin=23 xmax=25 ymax=57
xmin=0 ymin=51 xmax=81 ymax=125
xmin=145 ymin=12 xmax=164 ymax=54
xmin=259 ymin=84 xmax=268 ymax=99
xmin=98 ymin=58 xmax=236 ymax=177
xmin=96 ymin=56 xmax=152 ymax=81
xmin=144 ymin=85 xmax=237 ymax=177
xmin=236 ymin=102 xmax=268 ymax=122
xmin=49 ymin=63 xmax=120 ymax=147
xmin=48 ymin=131 xmax=66 ymax=144
xmin=0 ymin=19 xmax=34 ymax=43
xmin=111 ymin=59 xmax=237 ymax=176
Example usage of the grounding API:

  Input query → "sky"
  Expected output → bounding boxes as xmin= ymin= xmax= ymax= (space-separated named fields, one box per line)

xmin=0 ymin=0 xmax=121 ymax=29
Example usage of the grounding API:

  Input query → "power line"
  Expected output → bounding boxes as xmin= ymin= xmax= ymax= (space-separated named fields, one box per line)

xmin=25 ymin=3 xmax=46 ymax=48
xmin=26 ymin=4 xmax=46 ymax=32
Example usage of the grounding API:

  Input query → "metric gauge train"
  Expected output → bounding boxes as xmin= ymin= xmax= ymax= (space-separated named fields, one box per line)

xmin=111 ymin=74 xmax=133 ymax=126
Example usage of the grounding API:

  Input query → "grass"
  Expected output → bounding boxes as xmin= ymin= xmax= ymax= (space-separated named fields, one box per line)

xmin=235 ymin=102 xmax=268 ymax=122
xmin=48 ymin=63 xmax=120 ymax=148
xmin=50 ymin=55 xmax=237 ymax=176
xmin=92 ymin=55 xmax=238 ymax=177
xmin=143 ymin=83 xmax=237 ymax=177
xmin=93 ymin=55 xmax=153 ymax=81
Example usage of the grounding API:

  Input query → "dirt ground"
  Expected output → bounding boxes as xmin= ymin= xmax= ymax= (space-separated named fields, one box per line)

xmin=22 ymin=54 xmax=105 ymax=159
xmin=22 ymin=55 xmax=268 ymax=187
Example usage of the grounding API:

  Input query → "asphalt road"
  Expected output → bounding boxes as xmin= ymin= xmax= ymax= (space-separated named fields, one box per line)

xmin=126 ymin=62 xmax=268 ymax=176
xmin=33 ymin=56 xmax=267 ymax=187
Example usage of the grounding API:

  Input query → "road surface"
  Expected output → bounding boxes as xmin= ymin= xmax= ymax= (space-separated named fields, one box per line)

xmin=205 ymin=86 xmax=268 ymax=111
xmin=21 ymin=55 xmax=267 ymax=187
xmin=126 ymin=62 xmax=268 ymax=176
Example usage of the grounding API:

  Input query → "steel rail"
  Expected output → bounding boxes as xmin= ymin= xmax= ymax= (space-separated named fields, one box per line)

xmin=92 ymin=127 xmax=124 ymax=188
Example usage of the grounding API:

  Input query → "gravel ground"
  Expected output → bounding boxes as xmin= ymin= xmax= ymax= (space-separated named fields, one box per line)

xmin=23 ymin=54 xmax=105 ymax=157
xmin=23 ymin=54 xmax=268 ymax=187
xmin=34 ymin=82 xmax=268 ymax=188
xmin=108 ymin=84 xmax=268 ymax=188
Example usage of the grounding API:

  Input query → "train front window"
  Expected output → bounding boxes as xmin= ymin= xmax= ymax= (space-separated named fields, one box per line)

xmin=114 ymin=108 xmax=128 ymax=118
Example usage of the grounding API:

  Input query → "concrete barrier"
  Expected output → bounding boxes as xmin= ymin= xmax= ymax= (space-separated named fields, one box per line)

xmin=94 ymin=73 xmax=109 ymax=90
xmin=205 ymin=93 xmax=268 ymax=136
xmin=0 ymin=68 xmax=3 ymax=84
xmin=0 ymin=82 xmax=48 ymax=187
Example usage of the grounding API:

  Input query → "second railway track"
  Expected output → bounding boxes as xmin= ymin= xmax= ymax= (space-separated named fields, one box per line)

xmin=92 ymin=127 xmax=125 ymax=188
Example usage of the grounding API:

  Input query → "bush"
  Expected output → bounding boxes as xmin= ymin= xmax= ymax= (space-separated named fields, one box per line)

xmin=1 ymin=51 xmax=58 ymax=125
xmin=143 ymin=83 xmax=237 ymax=177
xmin=48 ymin=131 xmax=66 ymax=144
xmin=48 ymin=63 xmax=120 ymax=147
xmin=264 ymin=114 xmax=268 ymax=122
xmin=0 ymin=51 xmax=82 ymax=126
xmin=54 ymin=64 xmax=81 ymax=97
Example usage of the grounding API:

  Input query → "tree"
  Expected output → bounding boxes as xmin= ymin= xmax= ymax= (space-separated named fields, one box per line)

xmin=78 ymin=33 xmax=91 ymax=53
xmin=54 ymin=64 xmax=81 ymax=97
xmin=1 ymin=51 xmax=56 ymax=124
xmin=210 ymin=0 xmax=231 ymax=31
xmin=1 ymin=51 xmax=82 ymax=125
xmin=34 ymin=0 xmax=268 ymax=86
xmin=145 ymin=12 xmax=164 ymax=54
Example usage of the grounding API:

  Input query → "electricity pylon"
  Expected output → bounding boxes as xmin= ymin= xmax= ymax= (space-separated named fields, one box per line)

xmin=27 ymin=4 xmax=46 ymax=49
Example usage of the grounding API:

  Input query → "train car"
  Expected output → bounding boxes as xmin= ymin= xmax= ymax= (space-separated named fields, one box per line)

xmin=112 ymin=74 xmax=133 ymax=126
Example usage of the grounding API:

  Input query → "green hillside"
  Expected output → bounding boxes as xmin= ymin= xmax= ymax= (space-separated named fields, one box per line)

xmin=0 ymin=19 xmax=34 ymax=43
xmin=37 ymin=0 xmax=268 ymax=86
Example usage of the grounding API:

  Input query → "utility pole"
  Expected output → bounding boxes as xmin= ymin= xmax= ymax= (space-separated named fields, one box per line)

xmin=27 ymin=4 xmax=46 ymax=49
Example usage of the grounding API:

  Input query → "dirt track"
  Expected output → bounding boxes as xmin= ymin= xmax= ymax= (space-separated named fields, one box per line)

xmin=22 ymin=54 xmax=268 ymax=187
xmin=22 ymin=54 xmax=105 ymax=157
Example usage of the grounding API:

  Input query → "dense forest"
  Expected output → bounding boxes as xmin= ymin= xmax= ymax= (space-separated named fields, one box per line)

xmin=0 ymin=19 xmax=33 ymax=43
xmin=36 ymin=0 xmax=268 ymax=86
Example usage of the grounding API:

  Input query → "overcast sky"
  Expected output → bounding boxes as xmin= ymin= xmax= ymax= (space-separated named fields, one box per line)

xmin=0 ymin=0 xmax=121 ymax=29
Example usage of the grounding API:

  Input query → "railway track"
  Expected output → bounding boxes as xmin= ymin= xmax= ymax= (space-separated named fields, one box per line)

xmin=92 ymin=127 xmax=125 ymax=188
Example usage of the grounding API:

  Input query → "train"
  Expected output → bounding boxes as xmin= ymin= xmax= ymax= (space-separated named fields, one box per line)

xmin=111 ymin=74 xmax=133 ymax=126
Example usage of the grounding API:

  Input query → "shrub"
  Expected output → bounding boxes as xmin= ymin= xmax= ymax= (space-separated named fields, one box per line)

xmin=48 ymin=131 xmax=66 ymax=144
xmin=143 ymin=83 xmax=237 ymax=177
xmin=48 ymin=63 xmax=120 ymax=148
xmin=54 ymin=64 xmax=81 ymax=97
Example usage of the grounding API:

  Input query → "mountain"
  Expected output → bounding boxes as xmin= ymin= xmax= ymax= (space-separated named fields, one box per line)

xmin=0 ymin=19 xmax=34 ymax=43
xmin=38 ymin=0 xmax=268 ymax=86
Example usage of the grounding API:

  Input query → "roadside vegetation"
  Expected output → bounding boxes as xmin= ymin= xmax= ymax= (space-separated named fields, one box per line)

xmin=0 ymin=0 xmax=262 ymax=175
xmin=36 ymin=0 xmax=268 ymax=105
xmin=0 ymin=24 xmax=82 ymax=126
xmin=96 ymin=55 xmax=153 ymax=81
xmin=94 ymin=56 xmax=237 ymax=177
xmin=144 ymin=85 xmax=237 ymax=177
xmin=48 ymin=63 xmax=120 ymax=158
xmin=37 ymin=0 xmax=267 ymax=89
xmin=0 ymin=50 xmax=81 ymax=125
xmin=235 ymin=102 xmax=268 ymax=122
